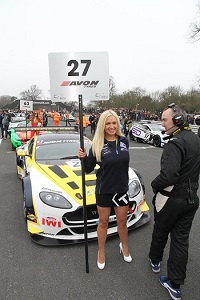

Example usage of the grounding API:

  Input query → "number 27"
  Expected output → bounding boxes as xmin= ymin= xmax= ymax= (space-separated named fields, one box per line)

xmin=67 ymin=60 xmax=91 ymax=76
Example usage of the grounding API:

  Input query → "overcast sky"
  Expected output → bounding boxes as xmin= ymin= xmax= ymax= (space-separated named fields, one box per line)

xmin=0 ymin=0 xmax=200 ymax=99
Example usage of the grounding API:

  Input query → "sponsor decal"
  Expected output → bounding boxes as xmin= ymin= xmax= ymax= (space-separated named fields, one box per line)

xmin=27 ymin=213 xmax=37 ymax=222
xmin=120 ymin=141 xmax=128 ymax=151
xmin=132 ymin=127 xmax=143 ymax=136
xmin=60 ymin=80 xmax=99 ymax=88
xmin=42 ymin=217 xmax=61 ymax=228
xmin=102 ymin=144 xmax=111 ymax=156
xmin=42 ymin=232 xmax=56 ymax=237
xmin=87 ymin=188 xmax=95 ymax=196
xmin=128 ymin=202 xmax=137 ymax=214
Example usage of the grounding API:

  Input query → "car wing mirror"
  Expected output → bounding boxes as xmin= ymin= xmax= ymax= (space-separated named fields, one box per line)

xmin=17 ymin=149 xmax=27 ymax=157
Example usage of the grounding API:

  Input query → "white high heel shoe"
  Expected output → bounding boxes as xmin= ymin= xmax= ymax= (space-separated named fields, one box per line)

xmin=119 ymin=242 xmax=132 ymax=263
xmin=97 ymin=251 xmax=105 ymax=270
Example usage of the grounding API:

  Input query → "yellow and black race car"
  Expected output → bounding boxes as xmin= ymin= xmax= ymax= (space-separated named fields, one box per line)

xmin=16 ymin=130 xmax=150 ymax=245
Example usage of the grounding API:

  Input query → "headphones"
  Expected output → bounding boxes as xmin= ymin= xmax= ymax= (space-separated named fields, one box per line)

xmin=168 ymin=103 xmax=185 ymax=126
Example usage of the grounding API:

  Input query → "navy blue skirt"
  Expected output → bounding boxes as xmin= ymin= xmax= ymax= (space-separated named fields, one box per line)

xmin=96 ymin=192 xmax=129 ymax=207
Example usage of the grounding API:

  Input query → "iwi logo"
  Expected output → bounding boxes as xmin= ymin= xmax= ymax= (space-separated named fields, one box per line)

xmin=42 ymin=217 xmax=61 ymax=228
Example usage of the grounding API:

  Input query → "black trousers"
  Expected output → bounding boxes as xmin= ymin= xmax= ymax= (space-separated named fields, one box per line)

xmin=4 ymin=124 xmax=9 ymax=138
xmin=0 ymin=124 xmax=3 ymax=138
xmin=149 ymin=194 xmax=199 ymax=285
xmin=91 ymin=124 xmax=96 ymax=134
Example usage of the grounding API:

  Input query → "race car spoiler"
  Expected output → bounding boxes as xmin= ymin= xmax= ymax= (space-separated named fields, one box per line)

xmin=14 ymin=125 xmax=79 ymax=132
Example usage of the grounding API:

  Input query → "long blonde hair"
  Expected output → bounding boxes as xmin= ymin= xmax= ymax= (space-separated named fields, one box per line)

xmin=92 ymin=110 xmax=123 ymax=162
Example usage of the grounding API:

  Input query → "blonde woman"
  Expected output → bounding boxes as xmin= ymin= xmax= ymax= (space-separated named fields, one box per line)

xmin=78 ymin=110 xmax=132 ymax=270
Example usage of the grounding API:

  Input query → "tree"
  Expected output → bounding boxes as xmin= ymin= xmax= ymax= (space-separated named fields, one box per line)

xmin=0 ymin=95 xmax=13 ymax=108
xmin=190 ymin=2 xmax=200 ymax=41
xmin=19 ymin=84 xmax=42 ymax=100
xmin=109 ymin=76 xmax=117 ymax=98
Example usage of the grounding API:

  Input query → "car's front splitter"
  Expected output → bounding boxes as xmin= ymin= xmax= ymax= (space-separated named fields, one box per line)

xmin=29 ymin=211 xmax=151 ymax=246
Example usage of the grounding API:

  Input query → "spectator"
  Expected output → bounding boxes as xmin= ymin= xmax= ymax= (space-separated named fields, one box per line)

xmin=42 ymin=109 xmax=48 ymax=127
xmin=2 ymin=110 xmax=11 ymax=139
xmin=76 ymin=114 xmax=90 ymax=136
xmin=89 ymin=112 xmax=97 ymax=134
xmin=123 ymin=116 xmax=132 ymax=137
xmin=65 ymin=111 xmax=71 ymax=126
xmin=0 ymin=110 xmax=4 ymax=139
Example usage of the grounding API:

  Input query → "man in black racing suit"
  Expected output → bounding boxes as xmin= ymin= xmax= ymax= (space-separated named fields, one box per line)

xmin=149 ymin=104 xmax=200 ymax=300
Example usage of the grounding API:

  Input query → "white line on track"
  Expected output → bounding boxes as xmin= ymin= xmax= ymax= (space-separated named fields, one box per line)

xmin=129 ymin=146 xmax=155 ymax=149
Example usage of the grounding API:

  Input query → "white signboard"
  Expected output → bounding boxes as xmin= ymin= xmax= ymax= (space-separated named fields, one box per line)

xmin=48 ymin=52 xmax=109 ymax=102
xmin=20 ymin=100 xmax=33 ymax=111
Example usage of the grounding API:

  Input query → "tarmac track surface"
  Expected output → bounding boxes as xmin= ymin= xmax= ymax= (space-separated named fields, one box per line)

xmin=0 ymin=125 xmax=199 ymax=300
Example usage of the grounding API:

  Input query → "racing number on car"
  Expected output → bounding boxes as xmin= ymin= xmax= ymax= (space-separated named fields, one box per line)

xmin=144 ymin=132 xmax=151 ymax=141
xmin=67 ymin=160 xmax=81 ymax=168
xmin=67 ymin=60 xmax=91 ymax=76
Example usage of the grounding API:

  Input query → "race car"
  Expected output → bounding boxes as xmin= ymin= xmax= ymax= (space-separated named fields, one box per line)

xmin=10 ymin=126 xmax=51 ymax=150
xmin=16 ymin=131 xmax=150 ymax=245
xmin=9 ymin=117 xmax=27 ymax=130
xmin=129 ymin=122 xmax=168 ymax=147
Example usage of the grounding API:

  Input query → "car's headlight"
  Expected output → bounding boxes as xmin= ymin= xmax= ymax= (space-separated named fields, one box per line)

xmin=128 ymin=180 xmax=141 ymax=198
xmin=39 ymin=191 xmax=72 ymax=209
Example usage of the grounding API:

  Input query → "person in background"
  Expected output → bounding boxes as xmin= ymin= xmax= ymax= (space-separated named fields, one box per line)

xmin=123 ymin=116 xmax=132 ymax=137
xmin=82 ymin=113 xmax=90 ymax=136
xmin=0 ymin=110 xmax=4 ymax=139
xmin=65 ymin=111 xmax=71 ymax=126
xmin=89 ymin=112 xmax=97 ymax=135
xmin=149 ymin=104 xmax=200 ymax=300
xmin=76 ymin=114 xmax=90 ymax=136
xmin=30 ymin=111 xmax=41 ymax=138
xmin=78 ymin=110 xmax=132 ymax=270
xmin=39 ymin=109 xmax=44 ymax=125
xmin=52 ymin=110 xmax=61 ymax=127
xmin=42 ymin=109 xmax=48 ymax=127
xmin=195 ymin=115 xmax=200 ymax=125
xmin=2 ymin=109 xmax=11 ymax=139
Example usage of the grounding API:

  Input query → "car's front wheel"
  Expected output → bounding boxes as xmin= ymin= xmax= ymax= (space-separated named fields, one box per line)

xmin=153 ymin=135 xmax=161 ymax=147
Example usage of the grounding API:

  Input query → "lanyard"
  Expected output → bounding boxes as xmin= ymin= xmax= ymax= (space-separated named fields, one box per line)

xmin=116 ymin=138 xmax=118 ymax=154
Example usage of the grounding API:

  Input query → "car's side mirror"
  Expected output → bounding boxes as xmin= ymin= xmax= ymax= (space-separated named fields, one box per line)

xmin=17 ymin=149 xmax=27 ymax=157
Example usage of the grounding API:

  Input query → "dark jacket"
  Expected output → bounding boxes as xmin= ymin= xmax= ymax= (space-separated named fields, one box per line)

xmin=84 ymin=136 xmax=130 ymax=194
xmin=0 ymin=114 xmax=3 ymax=126
xmin=151 ymin=128 xmax=200 ymax=194
xmin=2 ymin=113 xmax=11 ymax=126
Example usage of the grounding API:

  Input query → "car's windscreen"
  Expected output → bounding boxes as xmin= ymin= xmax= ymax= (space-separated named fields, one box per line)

xmin=11 ymin=117 xmax=26 ymax=123
xmin=35 ymin=140 xmax=91 ymax=161
xmin=149 ymin=124 xmax=165 ymax=131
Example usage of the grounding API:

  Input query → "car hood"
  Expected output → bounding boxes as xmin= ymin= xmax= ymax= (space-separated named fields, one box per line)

xmin=32 ymin=159 xmax=97 ymax=206
xmin=152 ymin=130 xmax=168 ymax=139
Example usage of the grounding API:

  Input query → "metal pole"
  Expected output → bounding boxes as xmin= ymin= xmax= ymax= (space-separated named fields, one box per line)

xmin=26 ymin=109 xmax=28 ymax=141
xmin=78 ymin=94 xmax=89 ymax=273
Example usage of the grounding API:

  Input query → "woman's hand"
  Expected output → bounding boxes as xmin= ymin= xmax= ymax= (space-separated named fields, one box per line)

xmin=78 ymin=148 xmax=86 ymax=158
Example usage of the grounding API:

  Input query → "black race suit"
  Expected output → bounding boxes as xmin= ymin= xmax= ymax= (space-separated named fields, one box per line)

xmin=149 ymin=128 xmax=200 ymax=285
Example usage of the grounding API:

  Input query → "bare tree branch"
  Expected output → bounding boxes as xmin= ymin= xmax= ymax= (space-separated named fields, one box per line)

xmin=189 ymin=2 xmax=200 ymax=42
